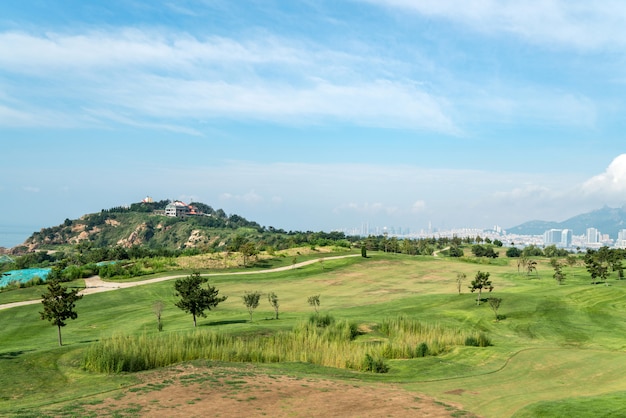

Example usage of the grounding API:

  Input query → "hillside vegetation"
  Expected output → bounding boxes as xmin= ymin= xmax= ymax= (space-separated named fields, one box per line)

xmin=16 ymin=200 xmax=353 ymax=253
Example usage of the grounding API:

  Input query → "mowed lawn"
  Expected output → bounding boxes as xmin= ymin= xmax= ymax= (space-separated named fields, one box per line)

xmin=1 ymin=252 xmax=626 ymax=417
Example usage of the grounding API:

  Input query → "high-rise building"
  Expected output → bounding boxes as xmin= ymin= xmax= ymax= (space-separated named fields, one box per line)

xmin=561 ymin=229 xmax=572 ymax=247
xmin=543 ymin=229 xmax=562 ymax=245
xmin=587 ymin=228 xmax=600 ymax=244
xmin=616 ymin=229 xmax=626 ymax=248
xmin=543 ymin=228 xmax=572 ymax=248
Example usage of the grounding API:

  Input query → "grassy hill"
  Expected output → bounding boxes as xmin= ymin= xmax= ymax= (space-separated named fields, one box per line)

xmin=1 ymin=251 xmax=626 ymax=417
xmin=16 ymin=200 xmax=353 ymax=254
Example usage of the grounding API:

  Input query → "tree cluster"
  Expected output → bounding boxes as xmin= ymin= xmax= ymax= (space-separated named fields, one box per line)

xmin=471 ymin=244 xmax=499 ymax=258
xmin=584 ymin=247 xmax=625 ymax=285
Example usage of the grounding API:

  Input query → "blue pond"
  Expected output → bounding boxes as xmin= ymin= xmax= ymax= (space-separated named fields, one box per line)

xmin=0 ymin=268 xmax=51 ymax=288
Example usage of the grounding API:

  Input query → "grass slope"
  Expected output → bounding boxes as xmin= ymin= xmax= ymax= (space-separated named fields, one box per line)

xmin=1 ymin=252 xmax=626 ymax=417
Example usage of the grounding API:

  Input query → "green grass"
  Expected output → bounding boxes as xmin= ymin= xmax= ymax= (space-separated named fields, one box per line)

xmin=513 ymin=391 xmax=626 ymax=417
xmin=2 ymin=252 xmax=626 ymax=417
xmin=0 ymin=279 xmax=85 ymax=305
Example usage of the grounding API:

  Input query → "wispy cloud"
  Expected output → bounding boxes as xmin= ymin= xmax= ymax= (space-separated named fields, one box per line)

xmin=0 ymin=29 xmax=457 ymax=133
xmin=467 ymin=88 xmax=597 ymax=128
xmin=411 ymin=200 xmax=426 ymax=213
xmin=333 ymin=202 xmax=400 ymax=216
xmin=364 ymin=0 xmax=626 ymax=50
xmin=220 ymin=190 xmax=264 ymax=204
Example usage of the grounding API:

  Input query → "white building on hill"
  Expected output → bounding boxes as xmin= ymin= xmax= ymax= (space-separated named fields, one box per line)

xmin=165 ymin=201 xmax=190 ymax=218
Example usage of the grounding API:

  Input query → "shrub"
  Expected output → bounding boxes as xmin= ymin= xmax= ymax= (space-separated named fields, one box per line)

xmin=361 ymin=353 xmax=389 ymax=373
xmin=478 ymin=333 xmax=492 ymax=347
xmin=465 ymin=333 xmax=492 ymax=347
xmin=464 ymin=336 xmax=479 ymax=347
xmin=309 ymin=313 xmax=334 ymax=328
xmin=448 ymin=246 xmax=464 ymax=257
xmin=416 ymin=342 xmax=429 ymax=357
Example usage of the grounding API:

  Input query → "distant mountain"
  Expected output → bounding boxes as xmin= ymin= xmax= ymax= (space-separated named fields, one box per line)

xmin=508 ymin=206 xmax=626 ymax=237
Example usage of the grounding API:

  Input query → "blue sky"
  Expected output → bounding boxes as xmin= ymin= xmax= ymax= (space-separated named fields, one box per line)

xmin=2 ymin=0 xmax=626 ymax=247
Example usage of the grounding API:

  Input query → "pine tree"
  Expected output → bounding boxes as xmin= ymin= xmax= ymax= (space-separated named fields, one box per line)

xmin=40 ymin=279 xmax=83 ymax=346
xmin=174 ymin=272 xmax=227 ymax=327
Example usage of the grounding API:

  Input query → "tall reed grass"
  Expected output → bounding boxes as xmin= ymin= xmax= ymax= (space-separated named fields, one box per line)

xmin=83 ymin=316 xmax=485 ymax=374
xmin=378 ymin=315 xmax=480 ymax=356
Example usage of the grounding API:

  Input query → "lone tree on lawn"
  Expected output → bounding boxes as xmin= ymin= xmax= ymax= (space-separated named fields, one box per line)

xmin=242 ymin=291 xmax=262 ymax=322
xmin=552 ymin=262 xmax=566 ymax=285
xmin=40 ymin=279 xmax=83 ymax=346
xmin=488 ymin=297 xmax=502 ymax=321
xmin=174 ymin=272 xmax=227 ymax=327
xmin=456 ymin=272 xmax=466 ymax=295
xmin=153 ymin=300 xmax=165 ymax=331
xmin=307 ymin=294 xmax=321 ymax=313
xmin=469 ymin=271 xmax=493 ymax=306
xmin=268 ymin=291 xmax=280 ymax=319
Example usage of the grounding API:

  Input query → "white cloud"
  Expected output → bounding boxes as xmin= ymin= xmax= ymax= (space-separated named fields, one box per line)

xmin=23 ymin=186 xmax=40 ymax=193
xmin=219 ymin=190 xmax=263 ymax=204
xmin=110 ymin=76 xmax=457 ymax=132
xmin=486 ymin=154 xmax=626 ymax=224
xmin=493 ymin=184 xmax=555 ymax=202
xmin=0 ymin=29 xmax=457 ymax=133
xmin=471 ymin=89 xmax=597 ymax=128
xmin=411 ymin=200 xmax=426 ymax=212
xmin=0 ymin=105 xmax=34 ymax=127
xmin=365 ymin=0 xmax=626 ymax=50
xmin=334 ymin=202 xmax=400 ymax=216
xmin=582 ymin=154 xmax=626 ymax=196
xmin=0 ymin=102 xmax=90 ymax=129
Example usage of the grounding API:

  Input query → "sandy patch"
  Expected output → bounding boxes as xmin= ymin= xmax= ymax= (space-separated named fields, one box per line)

xmin=82 ymin=364 xmax=472 ymax=417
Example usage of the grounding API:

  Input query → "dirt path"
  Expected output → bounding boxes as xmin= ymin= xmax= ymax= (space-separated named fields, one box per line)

xmin=0 ymin=254 xmax=360 ymax=310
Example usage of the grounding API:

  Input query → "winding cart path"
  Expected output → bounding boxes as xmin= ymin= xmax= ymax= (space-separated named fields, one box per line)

xmin=0 ymin=254 xmax=360 ymax=311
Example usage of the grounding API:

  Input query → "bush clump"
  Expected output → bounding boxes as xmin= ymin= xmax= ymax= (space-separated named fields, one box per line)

xmin=464 ymin=333 xmax=492 ymax=347
xmin=416 ymin=342 xmax=429 ymax=357
xmin=361 ymin=353 xmax=389 ymax=373
xmin=309 ymin=313 xmax=334 ymax=328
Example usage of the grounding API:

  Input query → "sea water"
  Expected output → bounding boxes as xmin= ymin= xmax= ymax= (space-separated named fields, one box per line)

xmin=0 ymin=224 xmax=36 ymax=248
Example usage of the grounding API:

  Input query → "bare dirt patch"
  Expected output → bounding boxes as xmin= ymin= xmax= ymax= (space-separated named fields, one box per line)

xmin=80 ymin=364 xmax=472 ymax=417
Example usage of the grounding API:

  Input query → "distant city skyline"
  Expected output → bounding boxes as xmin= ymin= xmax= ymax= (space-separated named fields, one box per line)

xmin=2 ymin=2 xmax=626 ymax=248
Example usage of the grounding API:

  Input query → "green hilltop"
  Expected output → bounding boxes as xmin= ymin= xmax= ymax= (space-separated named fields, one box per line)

xmin=18 ymin=199 xmax=353 ymax=253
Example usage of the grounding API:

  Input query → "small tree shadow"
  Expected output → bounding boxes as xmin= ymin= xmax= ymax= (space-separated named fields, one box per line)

xmin=251 ymin=260 xmax=272 ymax=268
xmin=0 ymin=349 xmax=35 ymax=360
xmin=204 ymin=319 xmax=247 ymax=327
